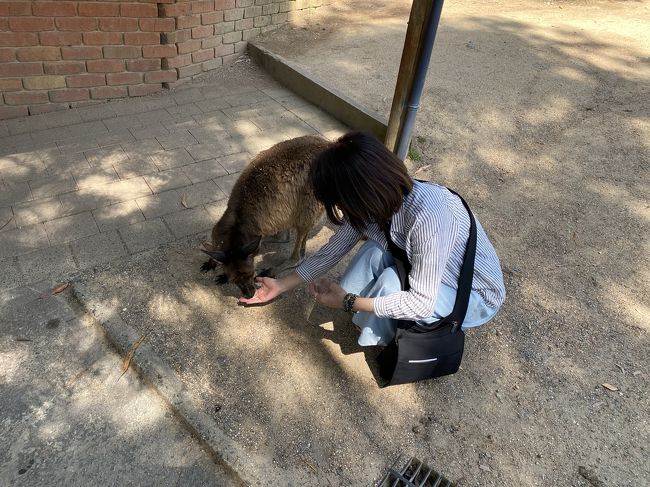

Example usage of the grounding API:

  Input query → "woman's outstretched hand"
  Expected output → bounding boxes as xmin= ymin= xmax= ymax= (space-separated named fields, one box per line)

xmin=238 ymin=276 xmax=282 ymax=305
xmin=309 ymin=278 xmax=347 ymax=310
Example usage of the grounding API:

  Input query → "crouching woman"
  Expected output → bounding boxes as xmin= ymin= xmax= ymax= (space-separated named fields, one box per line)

xmin=240 ymin=132 xmax=505 ymax=349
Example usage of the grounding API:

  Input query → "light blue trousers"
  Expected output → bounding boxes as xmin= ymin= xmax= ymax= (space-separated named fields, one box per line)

xmin=339 ymin=241 xmax=499 ymax=346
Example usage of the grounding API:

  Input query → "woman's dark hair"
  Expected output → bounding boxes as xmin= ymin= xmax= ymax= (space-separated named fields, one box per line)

xmin=311 ymin=131 xmax=413 ymax=232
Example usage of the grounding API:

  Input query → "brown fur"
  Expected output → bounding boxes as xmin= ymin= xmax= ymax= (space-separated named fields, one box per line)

xmin=202 ymin=134 xmax=330 ymax=297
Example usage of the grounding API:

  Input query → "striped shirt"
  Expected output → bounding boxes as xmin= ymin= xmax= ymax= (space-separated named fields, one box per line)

xmin=295 ymin=180 xmax=506 ymax=321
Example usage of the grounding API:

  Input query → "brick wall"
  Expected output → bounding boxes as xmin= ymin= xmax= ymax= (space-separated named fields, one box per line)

xmin=0 ymin=0 xmax=327 ymax=120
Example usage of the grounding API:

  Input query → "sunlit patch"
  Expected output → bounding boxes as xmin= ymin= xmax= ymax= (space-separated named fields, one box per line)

xmin=0 ymin=350 xmax=27 ymax=382
xmin=602 ymin=281 xmax=650 ymax=332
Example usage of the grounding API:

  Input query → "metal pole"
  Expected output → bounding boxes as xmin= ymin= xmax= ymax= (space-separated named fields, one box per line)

xmin=395 ymin=0 xmax=445 ymax=160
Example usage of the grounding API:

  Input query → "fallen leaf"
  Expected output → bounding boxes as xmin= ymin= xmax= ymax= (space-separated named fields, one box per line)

xmin=479 ymin=464 xmax=491 ymax=472
xmin=15 ymin=337 xmax=32 ymax=342
xmin=118 ymin=335 xmax=146 ymax=381
xmin=180 ymin=192 xmax=189 ymax=208
xmin=51 ymin=282 xmax=69 ymax=295
xmin=632 ymin=370 xmax=641 ymax=376
xmin=601 ymin=383 xmax=619 ymax=391
xmin=414 ymin=164 xmax=431 ymax=174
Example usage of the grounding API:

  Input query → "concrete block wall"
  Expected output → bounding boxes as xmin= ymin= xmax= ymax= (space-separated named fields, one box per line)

xmin=0 ymin=0 xmax=327 ymax=120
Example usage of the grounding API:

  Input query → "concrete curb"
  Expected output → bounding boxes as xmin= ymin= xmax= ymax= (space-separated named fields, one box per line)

xmin=71 ymin=281 xmax=319 ymax=487
xmin=248 ymin=42 xmax=388 ymax=140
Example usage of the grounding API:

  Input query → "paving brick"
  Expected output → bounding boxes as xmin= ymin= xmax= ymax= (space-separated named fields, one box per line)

xmin=13 ymin=197 xmax=63 ymax=226
xmin=0 ymin=157 xmax=49 ymax=183
xmin=121 ymin=138 xmax=164 ymax=159
xmin=144 ymin=168 xmax=192 ymax=193
xmin=119 ymin=218 xmax=173 ymax=254
xmin=92 ymin=200 xmax=145 ymax=232
xmin=84 ymin=146 xmax=130 ymax=167
xmin=188 ymin=125 xmax=230 ymax=144
xmin=290 ymin=104 xmax=329 ymax=121
xmin=163 ymin=206 xmax=213 ymax=238
xmin=70 ymin=230 xmax=127 ymax=268
xmin=0 ymin=257 xmax=25 ymax=291
xmin=103 ymin=115 xmax=143 ymax=132
xmin=305 ymin=115 xmax=349 ymax=134
xmin=29 ymin=175 xmax=77 ymax=199
xmin=186 ymin=140 xmax=244 ymax=161
xmin=104 ymin=178 xmax=153 ymax=201
xmin=136 ymin=190 xmax=184 ymax=219
xmin=149 ymin=148 xmax=194 ymax=170
xmin=175 ymin=180 xmax=226 ymax=208
xmin=0 ymin=224 xmax=50 ymax=259
xmin=217 ymin=151 xmax=250 ymax=174
xmin=0 ymin=207 xmax=16 ymax=233
xmin=114 ymin=157 xmax=158 ymax=179
xmin=155 ymin=130 xmax=197 ymax=150
xmin=181 ymin=159 xmax=228 ymax=184
xmin=17 ymin=244 xmax=77 ymax=284
xmin=44 ymin=211 xmax=99 ymax=244
xmin=213 ymin=173 xmax=239 ymax=196
xmin=59 ymin=190 xmax=115 ymax=216
xmin=57 ymin=138 xmax=100 ymax=154
xmin=0 ymin=181 xmax=32 ymax=206
xmin=165 ymin=103 xmax=202 ymax=118
xmin=45 ymin=152 xmax=90 ymax=175
xmin=94 ymin=131 xmax=136 ymax=148
xmin=205 ymin=198 xmax=228 ymax=221
xmin=73 ymin=166 xmax=120 ymax=188
xmin=130 ymin=124 xmax=170 ymax=141
xmin=136 ymin=108 xmax=174 ymax=125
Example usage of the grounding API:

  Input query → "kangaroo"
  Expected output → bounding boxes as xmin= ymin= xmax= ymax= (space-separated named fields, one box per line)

xmin=201 ymin=134 xmax=330 ymax=298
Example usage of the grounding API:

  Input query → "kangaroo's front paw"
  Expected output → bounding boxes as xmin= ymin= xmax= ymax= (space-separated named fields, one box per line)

xmin=201 ymin=260 xmax=216 ymax=273
xmin=215 ymin=274 xmax=228 ymax=284
xmin=257 ymin=268 xmax=274 ymax=278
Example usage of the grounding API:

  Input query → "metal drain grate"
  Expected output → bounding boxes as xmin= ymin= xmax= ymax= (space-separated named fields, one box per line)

xmin=377 ymin=457 xmax=455 ymax=487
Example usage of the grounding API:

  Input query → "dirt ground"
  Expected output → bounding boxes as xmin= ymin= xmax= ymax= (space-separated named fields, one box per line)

xmin=76 ymin=1 xmax=648 ymax=486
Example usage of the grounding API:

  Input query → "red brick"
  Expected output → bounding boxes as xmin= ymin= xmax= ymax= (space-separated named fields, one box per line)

xmin=128 ymin=83 xmax=162 ymax=97
xmin=192 ymin=49 xmax=214 ymax=63
xmin=9 ymin=17 xmax=55 ymax=32
xmin=192 ymin=25 xmax=214 ymax=39
xmin=61 ymin=46 xmax=102 ymax=60
xmin=87 ymin=59 xmax=125 ymax=73
xmin=44 ymin=61 xmax=85 ymax=75
xmin=55 ymin=18 xmax=98 ymax=32
xmin=90 ymin=85 xmax=128 ymax=99
xmin=23 ymin=75 xmax=66 ymax=90
xmin=40 ymin=32 xmax=82 ymax=46
xmin=0 ymin=32 xmax=38 ymax=47
xmin=67 ymin=74 xmax=106 ymax=88
xmin=120 ymin=3 xmax=158 ymax=17
xmin=0 ymin=106 xmax=29 ymax=120
xmin=4 ymin=91 xmax=49 ymax=106
xmin=166 ymin=53 xmax=191 ymax=69
xmin=0 ymin=48 xmax=16 ymax=62
xmin=177 ymin=39 xmax=201 ymax=54
xmin=33 ymin=2 xmax=77 ymax=17
xmin=215 ymin=0 xmax=236 ymax=10
xmin=106 ymin=72 xmax=143 ymax=85
xmin=177 ymin=15 xmax=201 ymax=29
xmin=142 ymin=45 xmax=177 ymax=58
xmin=99 ymin=18 xmax=139 ymax=32
xmin=82 ymin=32 xmax=122 ymax=46
xmin=144 ymin=70 xmax=177 ymax=83
xmin=161 ymin=3 xmax=190 ymax=16
xmin=215 ymin=44 xmax=234 ymax=57
xmin=0 ymin=62 xmax=43 ymax=77
xmin=202 ymin=36 xmax=221 ymax=49
xmin=165 ymin=30 xmax=191 ymax=44
xmin=49 ymin=88 xmax=89 ymax=103
xmin=16 ymin=47 xmax=61 ymax=62
xmin=0 ymin=18 xmax=8 ymax=31
xmin=0 ymin=2 xmax=32 ymax=16
xmin=139 ymin=18 xmax=175 ymax=32
xmin=103 ymin=46 xmax=141 ymax=59
xmin=193 ymin=0 xmax=215 ymax=13
xmin=126 ymin=58 xmax=160 ymax=72
xmin=0 ymin=79 xmax=22 ymax=92
xmin=78 ymin=3 xmax=119 ymax=17
xmin=124 ymin=32 xmax=160 ymax=45
xmin=202 ymin=11 xmax=223 ymax=25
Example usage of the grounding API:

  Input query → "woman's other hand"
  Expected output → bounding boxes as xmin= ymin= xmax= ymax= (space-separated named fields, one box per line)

xmin=309 ymin=278 xmax=347 ymax=309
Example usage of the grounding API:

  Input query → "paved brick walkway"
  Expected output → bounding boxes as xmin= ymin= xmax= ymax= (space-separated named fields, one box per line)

xmin=0 ymin=67 xmax=347 ymax=291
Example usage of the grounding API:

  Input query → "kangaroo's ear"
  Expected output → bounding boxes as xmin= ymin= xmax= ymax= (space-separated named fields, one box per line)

xmin=201 ymin=249 xmax=228 ymax=262
xmin=240 ymin=236 xmax=262 ymax=256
